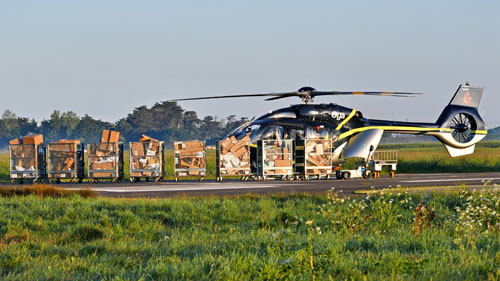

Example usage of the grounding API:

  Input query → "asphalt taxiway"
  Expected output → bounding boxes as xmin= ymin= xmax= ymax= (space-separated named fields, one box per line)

xmin=55 ymin=172 xmax=500 ymax=198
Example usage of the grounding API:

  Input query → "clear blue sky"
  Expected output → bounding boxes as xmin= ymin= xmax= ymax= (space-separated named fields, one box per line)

xmin=1 ymin=0 xmax=499 ymax=127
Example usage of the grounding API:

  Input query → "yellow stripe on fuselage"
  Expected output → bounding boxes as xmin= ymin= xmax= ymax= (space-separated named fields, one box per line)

xmin=338 ymin=126 xmax=451 ymax=140
xmin=335 ymin=109 xmax=357 ymax=130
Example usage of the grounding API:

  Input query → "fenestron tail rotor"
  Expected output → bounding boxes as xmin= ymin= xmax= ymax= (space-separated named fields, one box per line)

xmin=450 ymin=113 xmax=475 ymax=143
xmin=169 ymin=87 xmax=422 ymax=104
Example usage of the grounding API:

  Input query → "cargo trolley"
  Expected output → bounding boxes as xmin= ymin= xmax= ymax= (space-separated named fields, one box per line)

xmin=256 ymin=139 xmax=293 ymax=180
xmin=87 ymin=142 xmax=124 ymax=183
xmin=174 ymin=140 xmax=206 ymax=182
xmin=129 ymin=141 xmax=165 ymax=183
xmin=216 ymin=138 xmax=251 ymax=181
xmin=46 ymin=142 xmax=85 ymax=183
xmin=294 ymin=139 xmax=333 ymax=180
xmin=9 ymin=144 xmax=48 ymax=184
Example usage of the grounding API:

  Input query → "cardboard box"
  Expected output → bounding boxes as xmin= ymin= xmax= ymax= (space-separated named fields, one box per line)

xmin=23 ymin=134 xmax=43 ymax=145
xmin=91 ymin=162 xmax=114 ymax=171
xmin=140 ymin=134 xmax=159 ymax=142
xmin=131 ymin=142 xmax=145 ymax=157
xmin=59 ymin=139 xmax=80 ymax=144
xmin=274 ymin=159 xmax=291 ymax=167
xmin=10 ymin=138 xmax=22 ymax=145
xmin=100 ymin=129 xmax=110 ymax=143
xmin=108 ymin=130 xmax=120 ymax=143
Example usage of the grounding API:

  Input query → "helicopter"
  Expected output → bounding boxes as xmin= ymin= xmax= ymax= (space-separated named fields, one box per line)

xmin=171 ymin=83 xmax=488 ymax=168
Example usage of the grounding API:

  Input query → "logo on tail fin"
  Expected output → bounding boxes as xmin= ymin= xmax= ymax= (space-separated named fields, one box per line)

xmin=450 ymin=85 xmax=483 ymax=108
xmin=463 ymin=92 xmax=471 ymax=104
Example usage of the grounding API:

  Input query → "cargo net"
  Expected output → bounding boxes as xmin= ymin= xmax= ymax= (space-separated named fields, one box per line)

xmin=261 ymin=140 xmax=293 ymax=176
xmin=9 ymin=144 xmax=38 ymax=178
xmin=305 ymin=139 xmax=332 ymax=175
xmin=218 ymin=134 xmax=251 ymax=176
xmin=47 ymin=143 xmax=78 ymax=178
xmin=87 ymin=143 xmax=119 ymax=178
xmin=174 ymin=141 xmax=206 ymax=177
xmin=130 ymin=141 xmax=163 ymax=178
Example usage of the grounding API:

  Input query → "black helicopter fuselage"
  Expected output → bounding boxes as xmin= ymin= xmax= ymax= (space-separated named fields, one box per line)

xmin=228 ymin=103 xmax=437 ymax=147
xmin=175 ymin=84 xmax=487 ymax=159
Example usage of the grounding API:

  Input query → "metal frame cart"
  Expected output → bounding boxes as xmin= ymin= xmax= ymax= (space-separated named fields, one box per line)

xmin=9 ymin=144 xmax=48 ymax=184
xmin=256 ymin=139 xmax=294 ymax=180
xmin=129 ymin=141 xmax=165 ymax=183
xmin=87 ymin=142 xmax=124 ymax=183
xmin=370 ymin=150 xmax=398 ymax=178
xmin=46 ymin=142 xmax=85 ymax=183
xmin=216 ymin=139 xmax=251 ymax=181
xmin=295 ymin=139 xmax=333 ymax=180
xmin=174 ymin=140 xmax=206 ymax=182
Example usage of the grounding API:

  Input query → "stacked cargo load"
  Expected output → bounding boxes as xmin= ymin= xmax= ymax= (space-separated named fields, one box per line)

xmin=216 ymin=133 xmax=251 ymax=181
xmin=256 ymin=139 xmax=293 ymax=180
xmin=46 ymin=140 xmax=85 ymax=183
xmin=174 ymin=140 xmax=206 ymax=181
xmin=294 ymin=139 xmax=332 ymax=179
xmin=129 ymin=135 xmax=165 ymax=183
xmin=87 ymin=130 xmax=124 ymax=183
xmin=9 ymin=134 xmax=47 ymax=184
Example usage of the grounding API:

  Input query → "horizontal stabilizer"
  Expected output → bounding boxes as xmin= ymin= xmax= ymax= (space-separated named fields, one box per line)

xmin=444 ymin=144 xmax=475 ymax=157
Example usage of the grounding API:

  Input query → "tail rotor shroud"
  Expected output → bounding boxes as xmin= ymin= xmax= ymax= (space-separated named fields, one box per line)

xmin=450 ymin=113 xmax=476 ymax=144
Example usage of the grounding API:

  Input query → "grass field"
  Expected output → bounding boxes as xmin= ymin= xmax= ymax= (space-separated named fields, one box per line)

xmin=1 ymin=187 xmax=500 ymax=280
xmin=1 ymin=141 xmax=499 ymax=183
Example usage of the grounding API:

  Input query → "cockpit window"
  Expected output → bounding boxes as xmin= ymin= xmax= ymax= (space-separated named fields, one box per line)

xmin=230 ymin=123 xmax=261 ymax=140
xmin=306 ymin=126 xmax=333 ymax=139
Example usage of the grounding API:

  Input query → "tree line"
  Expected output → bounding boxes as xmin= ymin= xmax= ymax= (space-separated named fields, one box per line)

xmin=0 ymin=102 xmax=249 ymax=148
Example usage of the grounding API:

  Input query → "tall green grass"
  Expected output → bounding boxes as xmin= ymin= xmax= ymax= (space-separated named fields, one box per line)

xmin=1 ymin=190 xmax=500 ymax=280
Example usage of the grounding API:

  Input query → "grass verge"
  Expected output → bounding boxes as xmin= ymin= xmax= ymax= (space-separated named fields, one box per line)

xmin=1 ymin=188 xmax=500 ymax=280
xmin=0 ymin=184 xmax=96 ymax=198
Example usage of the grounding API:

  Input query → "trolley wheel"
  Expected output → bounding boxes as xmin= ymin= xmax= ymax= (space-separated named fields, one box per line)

xmin=362 ymin=170 xmax=371 ymax=179
xmin=389 ymin=171 xmax=395 ymax=178
xmin=343 ymin=171 xmax=351 ymax=180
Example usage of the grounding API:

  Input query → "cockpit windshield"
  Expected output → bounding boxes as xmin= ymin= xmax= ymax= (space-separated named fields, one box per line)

xmin=229 ymin=122 xmax=262 ymax=141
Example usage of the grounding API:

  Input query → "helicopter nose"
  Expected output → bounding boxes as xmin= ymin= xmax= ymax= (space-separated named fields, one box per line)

xmin=298 ymin=86 xmax=316 ymax=92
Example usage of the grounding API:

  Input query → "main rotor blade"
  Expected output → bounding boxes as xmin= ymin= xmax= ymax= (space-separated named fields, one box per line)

xmin=169 ymin=89 xmax=422 ymax=102
xmin=169 ymin=92 xmax=298 ymax=102
xmin=311 ymin=91 xmax=422 ymax=97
